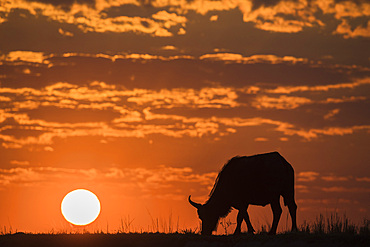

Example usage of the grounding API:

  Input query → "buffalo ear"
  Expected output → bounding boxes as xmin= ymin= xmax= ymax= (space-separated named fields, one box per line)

xmin=188 ymin=195 xmax=202 ymax=209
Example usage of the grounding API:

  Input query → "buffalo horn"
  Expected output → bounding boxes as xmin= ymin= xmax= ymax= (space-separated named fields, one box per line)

xmin=188 ymin=195 xmax=202 ymax=209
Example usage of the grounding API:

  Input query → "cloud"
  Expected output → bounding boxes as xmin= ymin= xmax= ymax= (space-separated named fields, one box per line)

xmin=152 ymin=10 xmax=187 ymax=24
xmin=252 ymin=95 xmax=312 ymax=109
xmin=152 ymin=0 xmax=326 ymax=34
xmin=2 ymin=0 xmax=369 ymax=38
xmin=210 ymin=15 xmax=218 ymax=21
xmin=324 ymin=109 xmax=340 ymax=120
xmin=0 ymin=96 xmax=11 ymax=102
xmin=239 ymin=0 xmax=369 ymax=37
xmin=106 ymin=165 xmax=217 ymax=185
xmin=296 ymin=170 xmax=370 ymax=183
xmin=356 ymin=177 xmax=370 ymax=182
xmin=3 ymin=51 xmax=366 ymax=78
xmin=0 ymin=166 xmax=98 ymax=187
xmin=254 ymin=137 xmax=268 ymax=142
xmin=200 ymin=53 xmax=308 ymax=64
xmin=161 ymin=45 xmax=177 ymax=51
xmin=0 ymin=82 xmax=237 ymax=148
xmin=0 ymin=165 xmax=217 ymax=198
xmin=127 ymin=87 xmax=239 ymax=108
xmin=1 ymin=51 xmax=50 ymax=64
xmin=1 ymin=75 xmax=369 ymax=150
xmin=0 ymin=108 xmax=343 ymax=149
xmin=321 ymin=186 xmax=370 ymax=193
xmin=321 ymin=175 xmax=349 ymax=182
xmin=77 ymin=15 xmax=174 ymax=36
xmin=177 ymin=27 xmax=186 ymax=35
xmin=0 ymin=167 xmax=41 ymax=186
xmin=58 ymin=28 xmax=74 ymax=37
xmin=274 ymin=125 xmax=370 ymax=140
xmin=323 ymin=96 xmax=367 ymax=104
xmin=296 ymin=184 xmax=309 ymax=193
xmin=164 ymin=0 xmax=237 ymax=15
xmin=296 ymin=198 xmax=355 ymax=206
xmin=252 ymin=95 xmax=366 ymax=110
xmin=239 ymin=0 xmax=324 ymax=33
xmin=294 ymin=169 xmax=370 ymax=203
xmin=0 ymin=16 xmax=6 ymax=24
xmin=316 ymin=0 xmax=370 ymax=20
xmin=1 ymin=0 xmax=186 ymax=37
xmin=1 ymin=81 xmax=127 ymax=105
xmin=304 ymin=126 xmax=370 ymax=138
xmin=266 ymin=77 xmax=370 ymax=94
xmin=0 ymin=80 xmax=240 ymax=110
xmin=24 ymin=0 xmax=96 ymax=10
xmin=144 ymin=111 xmax=370 ymax=140
xmin=200 ymin=53 xmax=243 ymax=61
xmin=59 ymin=52 xmax=194 ymax=62
xmin=334 ymin=19 xmax=370 ymax=39
xmin=44 ymin=146 xmax=54 ymax=151
xmin=10 ymin=160 xmax=30 ymax=166
xmin=0 ymin=110 xmax=220 ymax=147
xmin=297 ymin=171 xmax=320 ymax=182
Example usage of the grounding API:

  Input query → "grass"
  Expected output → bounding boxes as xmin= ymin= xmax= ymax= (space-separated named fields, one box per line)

xmin=0 ymin=226 xmax=14 ymax=235
xmin=299 ymin=212 xmax=366 ymax=235
xmin=118 ymin=215 xmax=135 ymax=233
xmin=0 ymin=213 xmax=369 ymax=247
xmin=1 ymin=212 xmax=368 ymax=235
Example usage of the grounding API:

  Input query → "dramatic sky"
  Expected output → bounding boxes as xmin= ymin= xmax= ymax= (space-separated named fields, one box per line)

xmin=0 ymin=0 xmax=369 ymax=233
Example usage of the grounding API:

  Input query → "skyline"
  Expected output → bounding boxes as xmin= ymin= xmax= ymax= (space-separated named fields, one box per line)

xmin=0 ymin=0 xmax=369 ymax=233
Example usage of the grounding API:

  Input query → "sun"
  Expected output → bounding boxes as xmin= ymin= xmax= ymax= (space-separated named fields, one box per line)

xmin=61 ymin=189 xmax=101 ymax=226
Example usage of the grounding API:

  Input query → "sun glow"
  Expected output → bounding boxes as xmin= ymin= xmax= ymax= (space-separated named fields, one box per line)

xmin=61 ymin=189 xmax=101 ymax=226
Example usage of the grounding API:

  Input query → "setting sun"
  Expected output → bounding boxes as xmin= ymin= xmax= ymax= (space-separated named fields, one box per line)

xmin=61 ymin=189 xmax=101 ymax=226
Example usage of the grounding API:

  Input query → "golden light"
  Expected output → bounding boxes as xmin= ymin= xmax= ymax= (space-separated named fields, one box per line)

xmin=61 ymin=189 xmax=101 ymax=226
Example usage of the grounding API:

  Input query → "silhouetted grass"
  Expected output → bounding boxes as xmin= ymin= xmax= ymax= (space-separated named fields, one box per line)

xmin=0 ymin=213 xmax=369 ymax=247
xmin=118 ymin=215 xmax=135 ymax=233
xmin=144 ymin=210 xmax=180 ymax=233
xmin=0 ymin=226 xmax=13 ymax=235
xmin=299 ymin=212 xmax=365 ymax=235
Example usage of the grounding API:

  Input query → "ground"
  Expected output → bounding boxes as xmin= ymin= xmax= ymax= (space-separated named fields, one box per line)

xmin=0 ymin=232 xmax=369 ymax=247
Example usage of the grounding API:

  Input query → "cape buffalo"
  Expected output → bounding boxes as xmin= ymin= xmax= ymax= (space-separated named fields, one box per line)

xmin=189 ymin=152 xmax=298 ymax=235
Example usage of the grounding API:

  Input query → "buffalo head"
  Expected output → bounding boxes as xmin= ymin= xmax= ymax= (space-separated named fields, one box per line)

xmin=188 ymin=195 xmax=219 ymax=235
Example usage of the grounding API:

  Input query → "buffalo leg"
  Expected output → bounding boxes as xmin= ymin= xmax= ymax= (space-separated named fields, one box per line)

xmin=283 ymin=193 xmax=298 ymax=231
xmin=288 ymin=200 xmax=298 ymax=231
xmin=234 ymin=206 xmax=255 ymax=235
xmin=244 ymin=206 xmax=255 ymax=234
xmin=234 ymin=210 xmax=243 ymax=235
xmin=269 ymin=198 xmax=282 ymax=235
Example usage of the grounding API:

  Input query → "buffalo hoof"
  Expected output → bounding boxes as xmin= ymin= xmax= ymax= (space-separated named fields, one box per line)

xmin=291 ymin=227 xmax=298 ymax=232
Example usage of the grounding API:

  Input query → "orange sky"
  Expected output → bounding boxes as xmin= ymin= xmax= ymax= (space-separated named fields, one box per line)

xmin=0 ymin=0 xmax=369 ymax=234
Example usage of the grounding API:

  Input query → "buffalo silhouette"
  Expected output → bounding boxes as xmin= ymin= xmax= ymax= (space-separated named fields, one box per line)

xmin=189 ymin=151 xmax=298 ymax=235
